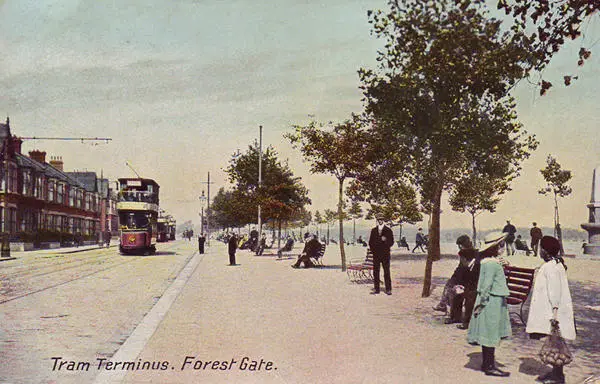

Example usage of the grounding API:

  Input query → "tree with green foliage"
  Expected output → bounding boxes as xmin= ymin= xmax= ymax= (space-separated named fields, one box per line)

xmin=225 ymin=143 xmax=311 ymax=245
xmin=496 ymin=0 xmax=597 ymax=93
xmin=287 ymin=117 xmax=367 ymax=271
xmin=539 ymin=155 xmax=572 ymax=255
xmin=313 ymin=210 xmax=323 ymax=237
xmin=348 ymin=200 xmax=363 ymax=243
xmin=360 ymin=0 xmax=538 ymax=297
xmin=449 ymin=171 xmax=511 ymax=245
xmin=323 ymin=209 xmax=337 ymax=245
xmin=210 ymin=187 xmax=255 ymax=230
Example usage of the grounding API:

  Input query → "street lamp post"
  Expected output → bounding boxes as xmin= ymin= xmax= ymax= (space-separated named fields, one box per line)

xmin=199 ymin=191 xmax=206 ymax=235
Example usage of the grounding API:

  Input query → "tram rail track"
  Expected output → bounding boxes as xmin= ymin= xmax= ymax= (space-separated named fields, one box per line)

xmin=0 ymin=242 xmax=185 ymax=305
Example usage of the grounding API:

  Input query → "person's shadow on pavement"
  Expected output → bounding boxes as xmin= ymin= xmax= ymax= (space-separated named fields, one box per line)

xmin=464 ymin=352 xmax=508 ymax=371
xmin=517 ymin=357 xmax=549 ymax=377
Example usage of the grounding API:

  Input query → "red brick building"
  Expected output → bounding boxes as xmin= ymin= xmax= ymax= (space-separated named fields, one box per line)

xmin=0 ymin=118 xmax=114 ymax=248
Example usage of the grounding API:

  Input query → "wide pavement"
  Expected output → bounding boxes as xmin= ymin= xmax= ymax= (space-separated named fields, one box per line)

xmin=98 ymin=242 xmax=600 ymax=384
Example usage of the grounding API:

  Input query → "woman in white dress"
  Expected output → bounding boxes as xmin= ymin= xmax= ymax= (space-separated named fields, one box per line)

xmin=526 ymin=236 xmax=575 ymax=384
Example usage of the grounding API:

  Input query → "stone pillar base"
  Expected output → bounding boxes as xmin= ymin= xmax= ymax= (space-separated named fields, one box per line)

xmin=583 ymin=244 xmax=600 ymax=256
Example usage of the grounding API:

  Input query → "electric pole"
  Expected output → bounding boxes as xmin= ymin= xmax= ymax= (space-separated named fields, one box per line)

xmin=258 ymin=125 xmax=263 ymax=247
xmin=200 ymin=172 xmax=214 ymax=246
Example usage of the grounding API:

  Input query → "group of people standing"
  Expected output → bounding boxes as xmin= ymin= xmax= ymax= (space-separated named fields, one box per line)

xmin=432 ymin=229 xmax=575 ymax=383
xmin=502 ymin=219 xmax=544 ymax=257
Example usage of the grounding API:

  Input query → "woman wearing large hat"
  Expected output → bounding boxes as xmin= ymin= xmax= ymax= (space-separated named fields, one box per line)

xmin=467 ymin=231 xmax=512 ymax=377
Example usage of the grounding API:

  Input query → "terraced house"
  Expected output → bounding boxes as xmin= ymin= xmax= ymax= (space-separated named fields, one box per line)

xmin=0 ymin=118 xmax=113 ymax=250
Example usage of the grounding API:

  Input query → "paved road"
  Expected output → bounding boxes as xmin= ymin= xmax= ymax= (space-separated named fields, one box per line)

xmin=0 ymin=239 xmax=198 ymax=384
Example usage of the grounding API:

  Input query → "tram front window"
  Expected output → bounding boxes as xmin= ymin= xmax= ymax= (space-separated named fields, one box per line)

xmin=119 ymin=212 xmax=150 ymax=229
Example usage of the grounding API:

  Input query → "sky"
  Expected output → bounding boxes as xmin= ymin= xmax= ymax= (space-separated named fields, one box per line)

xmin=0 ymin=0 xmax=598 ymax=234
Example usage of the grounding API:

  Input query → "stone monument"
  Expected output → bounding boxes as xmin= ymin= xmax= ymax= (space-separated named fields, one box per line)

xmin=581 ymin=166 xmax=600 ymax=255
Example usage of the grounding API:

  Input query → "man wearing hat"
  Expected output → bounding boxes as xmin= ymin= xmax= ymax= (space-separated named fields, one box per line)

xmin=502 ymin=219 xmax=517 ymax=256
xmin=526 ymin=236 xmax=575 ymax=384
xmin=368 ymin=215 xmax=394 ymax=295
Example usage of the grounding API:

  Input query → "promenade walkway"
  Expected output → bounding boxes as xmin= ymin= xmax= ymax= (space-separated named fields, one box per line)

xmin=107 ymin=243 xmax=599 ymax=384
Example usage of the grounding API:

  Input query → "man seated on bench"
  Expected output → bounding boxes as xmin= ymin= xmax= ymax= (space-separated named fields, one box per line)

xmin=277 ymin=236 xmax=295 ymax=258
xmin=515 ymin=235 xmax=532 ymax=256
xmin=292 ymin=234 xmax=322 ymax=268
xmin=398 ymin=236 xmax=410 ymax=251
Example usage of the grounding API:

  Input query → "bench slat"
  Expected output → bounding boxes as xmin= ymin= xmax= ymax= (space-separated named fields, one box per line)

xmin=507 ymin=284 xmax=531 ymax=294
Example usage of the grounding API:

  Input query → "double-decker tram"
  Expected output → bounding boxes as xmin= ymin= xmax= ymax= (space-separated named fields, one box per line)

xmin=167 ymin=216 xmax=176 ymax=240
xmin=157 ymin=215 xmax=168 ymax=242
xmin=116 ymin=178 xmax=160 ymax=255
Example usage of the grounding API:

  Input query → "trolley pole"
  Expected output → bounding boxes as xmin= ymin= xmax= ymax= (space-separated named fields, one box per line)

xmin=257 ymin=125 xmax=263 ymax=245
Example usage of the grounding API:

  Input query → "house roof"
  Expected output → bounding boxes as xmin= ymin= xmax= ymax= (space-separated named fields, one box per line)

xmin=15 ymin=153 xmax=87 ymax=189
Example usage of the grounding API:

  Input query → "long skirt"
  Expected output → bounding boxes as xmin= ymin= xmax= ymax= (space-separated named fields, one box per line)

xmin=467 ymin=294 xmax=511 ymax=347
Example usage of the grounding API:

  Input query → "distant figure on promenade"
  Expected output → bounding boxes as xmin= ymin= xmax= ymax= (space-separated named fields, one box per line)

xmin=398 ymin=236 xmax=410 ymax=251
xmin=502 ymin=219 xmax=517 ymax=256
xmin=291 ymin=234 xmax=321 ymax=269
xmin=198 ymin=233 xmax=206 ymax=254
xmin=433 ymin=235 xmax=479 ymax=326
xmin=104 ymin=231 xmax=111 ymax=248
xmin=514 ymin=235 xmax=532 ymax=255
xmin=530 ymin=222 xmax=543 ymax=256
xmin=75 ymin=232 xmax=82 ymax=248
xmin=412 ymin=228 xmax=427 ymax=253
xmin=467 ymin=232 xmax=511 ymax=377
xmin=368 ymin=215 xmax=394 ymax=295
xmin=228 ymin=234 xmax=238 ymax=266
xmin=277 ymin=236 xmax=295 ymax=258
xmin=256 ymin=233 xmax=267 ymax=256
xmin=356 ymin=236 xmax=367 ymax=247
xmin=526 ymin=236 xmax=575 ymax=384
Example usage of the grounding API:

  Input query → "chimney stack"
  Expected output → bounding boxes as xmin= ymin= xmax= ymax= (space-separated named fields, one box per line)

xmin=29 ymin=150 xmax=47 ymax=164
xmin=49 ymin=156 xmax=64 ymax=171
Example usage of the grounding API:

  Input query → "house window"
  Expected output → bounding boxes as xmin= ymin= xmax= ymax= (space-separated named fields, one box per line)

xmin=57 ymin=183 xmax=64 ymax=205
xmin=48 ymin=181 xmax=55 ymax=202
xmin=22 ymin=170 xmax=31 ymax=196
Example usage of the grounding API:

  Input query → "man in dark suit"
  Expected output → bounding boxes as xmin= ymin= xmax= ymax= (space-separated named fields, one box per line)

xmin=292 ymin=234 xmax=321 ymax=268
xmin=368 ymin=215 xmax=395 ymax=295
xmin=228 ymin=234 xmax=238 ymax=265
xmin=198 ymin=233 xmax=206 ymax=254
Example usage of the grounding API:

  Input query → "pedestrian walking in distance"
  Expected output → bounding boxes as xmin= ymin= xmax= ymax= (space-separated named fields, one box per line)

xmin=198 ymin=233 xmax=206 ymax=254
xmin=412 ymin=228 xmax=427 ymax=253
xmin=467 ymin=232 xmax=511 ymax=377
xmin=530 ymin=222 xmax=543 ymax=256
xmin=368 ymin=215 xmax=394 ymax=295
xmin=228 ymin=234 xmax=238 ymax=266
xmin=526 ymin=236 xmax=575 ymax=384
xmin=502 ymin=219 xmax=517 ymax=256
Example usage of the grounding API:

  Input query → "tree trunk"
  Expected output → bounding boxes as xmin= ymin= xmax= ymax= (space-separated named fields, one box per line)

xmin=422 ymin=186 xmax=443 ymax=297
xmin=554 ymin=192 xmax=565 ymax=256
xmin=326 ymin=224 xmax=330 ymax=245
xmin=277 ymin=219 xmax=282 ymax=249
xmin=338 ymin=178 xmax=346 ymax=271
xmin=471 ymin=212 xmax=477 ymax=246
xmin=353 ymin=219 xmax=356 ymax=244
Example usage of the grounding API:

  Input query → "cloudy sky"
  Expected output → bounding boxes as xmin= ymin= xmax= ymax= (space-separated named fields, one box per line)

xmin=0 ymin=0 xmax=598 ymax=234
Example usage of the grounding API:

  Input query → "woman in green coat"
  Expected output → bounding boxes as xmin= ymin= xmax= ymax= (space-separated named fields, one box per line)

xmin=467 ymin=231 xmax=511 ymax=377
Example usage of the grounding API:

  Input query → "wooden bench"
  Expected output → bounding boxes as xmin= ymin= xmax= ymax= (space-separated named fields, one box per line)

xmin=310 ymin=243 xmax=327 ymax=267
xmin=347 ymin=249 xmax=374 ymax=283
xmin=503 ymin=265 xmax=536 ymax=325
